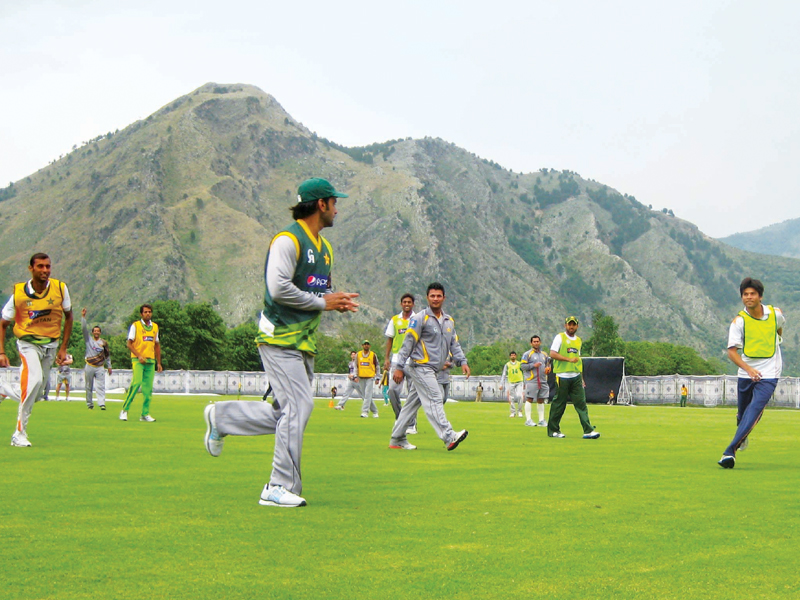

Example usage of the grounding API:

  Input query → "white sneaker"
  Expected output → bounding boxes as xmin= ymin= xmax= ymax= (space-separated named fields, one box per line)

xmin=360 ymin=413 xmax=368 ymax=418
xmin=447 ymin=430 xmax=468 ymax=451
xmin=259 ymin=484 xmax=307 ymax=507
xmin=204 ymin=404 xmax=223 ymax=457
xmin=119 ymin=410 xmax=127 ymax=421
xmin=538 ymin=420 xmax=547 ymax=427
xmin=582 ymin=431 xmax=600 ymax=439
xmin=551 ymin=432 xmax=566 ymax=438
xmin=334 ymin=405 xmax=344 ymax=411
xmin=372 ymin=412 xmax=379 ymax=418
xmin=517 ymin=412 xmax=524 ymax=418
xmin=739 ymin=437 xmax=749 ymax=451
xmin=389 ymin=440 xmax=417 ymax=450
xmin=406 ymin=426 xmax=418 ymax=435
xmin=509 ymin=413 xmax=516 ymax=418
xmin=525 ymin=419 xmax=535 ymax=427
xmin=11 ymin=432 xmax=32 ymax=447
xmin=140 ymin=415 xmax=156 ymax=422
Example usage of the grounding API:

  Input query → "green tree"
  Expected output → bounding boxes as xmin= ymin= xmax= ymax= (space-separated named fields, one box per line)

xmin=224 ymin=321 xmax=262 ymax=371
xmin=584 ymin=310 xmax=624 ymax=357
xmin=314 ymin=333 xmax=354 ymax=374
xmin=185 ymin=302 xmax=226 ymax=370
xmin=622 ymin=341 xmax=719 ymax=375
xmin=465 ymin=339 xmax=524 ymax=375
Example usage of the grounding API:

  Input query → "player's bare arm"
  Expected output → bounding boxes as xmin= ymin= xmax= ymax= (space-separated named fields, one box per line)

xmin=727 ymin=346 xmax=761 ymax=381
xmin=56 ymin=309 xmax=74 ymax=365
xmin=550 ymin=350 xmax=578 ymax=363
xmin=0 ymin=318 xmax=11 ymax=368
xmin=155 ymin=341 xmax=163 ymax=373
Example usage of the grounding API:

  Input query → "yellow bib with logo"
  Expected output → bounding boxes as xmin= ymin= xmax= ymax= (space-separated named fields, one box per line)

xmin=739 ymin=305 xmax=777 ymax=359
xmin=130 ymin=320 xmax=159 ymax=360
xmin=13 ymin=279 xmax=66 ymax=343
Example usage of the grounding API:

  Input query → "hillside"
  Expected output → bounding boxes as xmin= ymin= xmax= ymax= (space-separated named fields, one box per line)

xmin=1 ymin=83 xmax=799 ymax=374
xmin=720 ymin=217 xmax=800 ymax=260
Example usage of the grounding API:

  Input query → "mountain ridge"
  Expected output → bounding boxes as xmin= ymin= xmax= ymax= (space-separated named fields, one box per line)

xmin=1 ymin=82 xmax=798 ymax=374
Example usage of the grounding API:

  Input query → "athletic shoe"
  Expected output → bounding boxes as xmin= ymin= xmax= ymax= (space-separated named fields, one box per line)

xmin=88 ymin=405 xmax=94 ymax=410
xmin=334 ymin=405 xmax=344 ymax=411
xmin=140 ymin=415 xmax=156 ymax=422
xmin=739 ymin=437 xmax=749 ymax=451
xmin=119 ymin=410 xmax=127 ymax=421
xmin=204 ymin=403 xmax=224 ymax=457
xmin=259 ymin=484 xmax=307 ymax=507
xmin=11 ymin=432 xmax=32 ymax=447
xmin=100 ymin=405 xmax=106 ymax=411
xmin=406 ymin=426 xmax=418 ymax=435
xmin=550 ymin=432 xmax=566 ymax=438
xmin=447 ymin=430 xmax=468 ymax=451
xmin=509 ymin=414 xmax=516 ymax=418
xmin=538 ymin=420 xmax=547 ymax=427
xmin=389 ymin=440 xmax=417 ymax=450
xmin=360 ymin=413 xmax=368 ymax=418
xmin=372 ymin=412 xmax=379 ymax=418
xmin=583 ymin=431 xmax=601 ymax=439
xmin=718 ymin=455 xmax=735 ymax=469
xmin=517 ymin=412 xmax=524 ymax=418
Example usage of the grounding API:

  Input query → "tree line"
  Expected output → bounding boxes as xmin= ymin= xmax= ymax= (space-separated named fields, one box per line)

xmin=0 ymin=303 xmax=721 ymax=377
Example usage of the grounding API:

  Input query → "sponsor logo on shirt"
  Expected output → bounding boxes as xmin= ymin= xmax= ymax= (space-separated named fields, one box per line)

xmin=567 ymin=348 xmax=578 ymax=354
xmin=27 ymin=309 xmax=52 ymax=320
xmin=306 ymin=274 xmax=330 ymax=289
xmin=143 ymin=335 xmax=155 ymax=342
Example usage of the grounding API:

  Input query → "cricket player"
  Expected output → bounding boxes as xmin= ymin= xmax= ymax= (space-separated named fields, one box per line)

xmin=81 ymin=308 xmax=112 ymax=410
xmin=500 ymin=351 xmax=525 ymax=417
xmin=0 ymin=253 xmax=73 ymax=447
xmin=718 ymin=277 xmax=785 ymax=469
xmin=203 ymin=177 xmax=358 ymax=508
xmin=548 ymin=316 xmax=600 ymax=439
xmin=356 ymin=340 xmax=381 ymax=418
xmin=121 ymin=304 xmax=162 ymax=422
xmin=388 ymin=282 xmax=470 ymax=451
xmin=384 ymin=293 xmax=420 ymax=433
xmin=520 ymin=335 xmax=550 ymax=427
xmin=334 ymin=351 xmax=359 ymax=410
xmin=54 ymin=353 xmax=73 ymax=401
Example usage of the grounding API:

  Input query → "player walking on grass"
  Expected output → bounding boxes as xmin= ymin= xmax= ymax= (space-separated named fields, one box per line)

xmin=718 ymin=277 xmax=785 ymax=469
xmin=203 ymin=177 xmax=358 ymax=508
xmin=0 ymin=253 xmax=73 ymax=447
xmin=82 ymin=308 xmax=112 ymax=410
xmin=520 ymin=335 xmax=550 ymax=427
xmin=384 ymin=293 xmax=419 ymax=433
xmin=501 ymin=351 xmax=524 ymax=417
xmin=334 ymin=351 xmax=359 ymax=410
xmin=120 ymin=304 xmax=162 ymax=422
xmin=388 ymin=282 xmax=470 ymax=451
xmin=54 ymin=353 xmax=73 ymax=401
xmin=548 ymin=316 xmax=600 ymax=439
xmin=355 ymin=340 xmax=381 ymax=418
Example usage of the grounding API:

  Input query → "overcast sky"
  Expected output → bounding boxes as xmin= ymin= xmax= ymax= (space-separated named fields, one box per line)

xmin=2 ymin=0 xmax=798 ymax=238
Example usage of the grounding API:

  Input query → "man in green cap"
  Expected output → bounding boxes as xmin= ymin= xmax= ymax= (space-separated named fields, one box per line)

xmin=203 ymin=177 xmax=359 ymax=507
xmin=548 ymin=316 xmax=600 ymax=439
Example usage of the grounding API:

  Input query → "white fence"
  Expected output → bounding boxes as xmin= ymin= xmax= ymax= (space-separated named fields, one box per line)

xmin=626 ymin=375 xmax=800 ymax=408
xmin=3 ymin=368 xmax=799 ymax=408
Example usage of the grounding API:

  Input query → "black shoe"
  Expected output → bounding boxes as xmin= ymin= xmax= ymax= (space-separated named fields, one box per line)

xmin=88 ymin=405 xmax=94 ymax=410
xmin=100 ymin=405 xmax=106 ymax=411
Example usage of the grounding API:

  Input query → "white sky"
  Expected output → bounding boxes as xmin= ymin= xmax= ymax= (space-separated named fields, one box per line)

xmin=2 ymin=0 xmax=799 ymax=238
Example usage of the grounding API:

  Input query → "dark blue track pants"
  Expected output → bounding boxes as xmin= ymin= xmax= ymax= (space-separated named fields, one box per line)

xmin=723 ymin=378 xmax=777 ymax=457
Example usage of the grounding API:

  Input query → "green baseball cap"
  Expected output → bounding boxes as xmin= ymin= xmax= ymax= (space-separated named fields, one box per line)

xmin=297 ymin=178 xmax=349 ymax=204
xmin=362 ymin=340 xmax=370 ymax=345
xmin=565 ymin=316 xmax=579 ymax=325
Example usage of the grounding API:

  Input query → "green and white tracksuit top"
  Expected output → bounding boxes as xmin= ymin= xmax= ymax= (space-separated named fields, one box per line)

xmin=256 ymin=219 xmax=333 ymax=354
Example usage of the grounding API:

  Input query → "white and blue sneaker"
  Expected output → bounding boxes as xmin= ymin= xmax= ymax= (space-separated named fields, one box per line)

xmin=583 ymin=431 xmax=601 ymax=439
xmin=259 ymin=484 xmax=307 ymax=507
xmin=718 ymin=455 xmax=735 ymax=469
xmin=204 ymin=403 xmax=223 ymax=457
xmin=550 ymin=432 xmax=566 ymax=438
xmin=140 ymin=415 xmax=156 ymax=422
xmin=525 ymin=419 xmax=536 ymax=427
xmin=11 ymin=432 xmax=31 ymax=447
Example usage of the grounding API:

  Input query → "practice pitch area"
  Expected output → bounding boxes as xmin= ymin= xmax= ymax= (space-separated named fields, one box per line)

xmin=1 ymin=396 xmax=798 ymax=599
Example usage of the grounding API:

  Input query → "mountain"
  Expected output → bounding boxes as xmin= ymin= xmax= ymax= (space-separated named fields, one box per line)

xmin=720 ymin=218 xmax=800 ymax=260
xmin=1 ymin=83 xmax=799 ymax=374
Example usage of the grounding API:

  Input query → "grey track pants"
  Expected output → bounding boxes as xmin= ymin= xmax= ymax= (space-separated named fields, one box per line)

xmin=213 ymin=345 xmax=314 ymax=495
xmin=357 ymin=378 xmax=378 ymax=415
xmin=84 ymin=364 xmax=106 ymax=407
xmin=390 ymin=365 xmax=456 ymax=446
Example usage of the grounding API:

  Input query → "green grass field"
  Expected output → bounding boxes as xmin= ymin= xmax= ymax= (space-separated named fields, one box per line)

xmin=1 ymin=396 xmax=798 ymax=600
